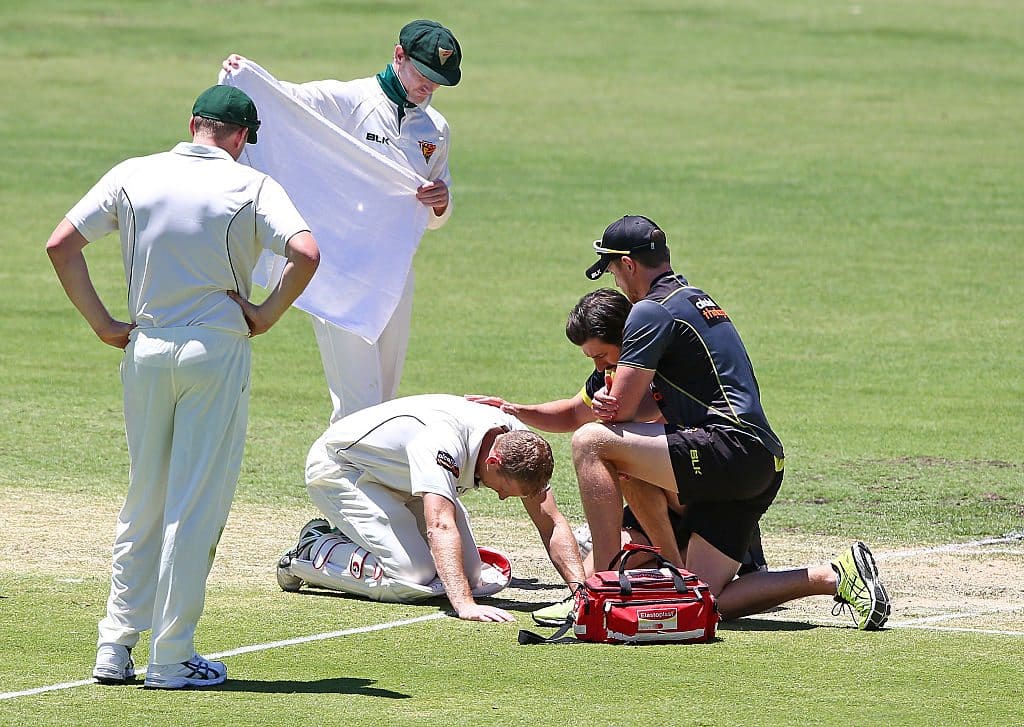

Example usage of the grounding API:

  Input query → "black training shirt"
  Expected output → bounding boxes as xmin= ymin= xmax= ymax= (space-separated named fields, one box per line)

xmin=617 ymin=271 xmax=784 ymax=458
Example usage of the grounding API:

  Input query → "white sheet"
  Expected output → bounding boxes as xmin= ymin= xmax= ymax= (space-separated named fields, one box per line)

xmin=221 ymin=61 xmax=430 ymax=343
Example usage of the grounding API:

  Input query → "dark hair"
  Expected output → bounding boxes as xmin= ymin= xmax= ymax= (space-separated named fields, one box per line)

xmin=192 ymin=115 xmax=246 ymax=143
xmin=565 ymin=288 xmax=632 ymax=346
xmin=626 ymin=228 xmax=671 ymax=268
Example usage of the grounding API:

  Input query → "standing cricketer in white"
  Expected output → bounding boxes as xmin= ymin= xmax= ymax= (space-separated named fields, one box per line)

xmin=222 ymin=19 xmax=460 ymax=422
xmin=46 ymin=86 xmax=319 ymax=689
xmin=278 ymin=395 xmax=586 ymax=622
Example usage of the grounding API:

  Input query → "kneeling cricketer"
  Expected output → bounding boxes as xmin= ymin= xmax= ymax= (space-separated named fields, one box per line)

xmin=277 ymin=395 xmax=586 ymax=622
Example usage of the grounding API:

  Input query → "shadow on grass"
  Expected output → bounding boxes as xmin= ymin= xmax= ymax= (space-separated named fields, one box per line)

xmin=293 ymin=585 xmax=561 ymax=616
xmin=215 ymin=676 xmax=410 ymax=697
xmin=508 ymin=576 xmax=565 ymax=591
xmin=718 ymin=617 xmax=820 ymax=632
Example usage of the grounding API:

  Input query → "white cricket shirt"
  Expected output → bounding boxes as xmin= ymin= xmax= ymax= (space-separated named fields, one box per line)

xmin=312 ymin=394 xmax=528 ymax=503
xmin=66 ymin=143 xmax=310 ymax=335
xmin=281 ymin=75 xmax=453 ymax=229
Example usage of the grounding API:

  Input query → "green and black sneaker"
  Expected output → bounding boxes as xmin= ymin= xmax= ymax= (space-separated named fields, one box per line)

xmin=531 ymin=595 xmax=575 ymax=627
xmin=831 ymin=541 xmax=891 ymax=630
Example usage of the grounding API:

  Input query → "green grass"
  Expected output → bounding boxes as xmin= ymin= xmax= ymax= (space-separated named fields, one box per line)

xmin=1 ymin=0 xmax=1022 ymax=723
xmin=3 ymin=574 xmax=1022 ymax=726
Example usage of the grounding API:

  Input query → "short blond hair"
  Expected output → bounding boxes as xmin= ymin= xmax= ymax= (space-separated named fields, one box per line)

xmin=494 ymin=430 xmax=554 ymax=496
xmin=193 ymin=115 xmax=246 ymax=143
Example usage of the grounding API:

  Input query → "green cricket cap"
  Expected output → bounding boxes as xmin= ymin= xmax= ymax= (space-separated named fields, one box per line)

xmin=192 ymin=85 xmax=261 ymax=144
xmin=399 ymin=19 xmax=462 ymax=86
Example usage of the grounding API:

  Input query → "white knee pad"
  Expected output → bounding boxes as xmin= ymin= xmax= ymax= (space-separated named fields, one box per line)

xmin=311 ymin=534 xmax=384 ymax=581
xmin=290 ymin=535 xmax=442 ymax=603
xmin=286 ymin=539 xmax=513 ymax=603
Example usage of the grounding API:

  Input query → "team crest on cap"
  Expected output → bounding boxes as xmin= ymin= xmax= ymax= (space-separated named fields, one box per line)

xmin=438 ymin=47 xmax=454 ymax=65
xmin=419 ymin=140 xmax=437 ymax=163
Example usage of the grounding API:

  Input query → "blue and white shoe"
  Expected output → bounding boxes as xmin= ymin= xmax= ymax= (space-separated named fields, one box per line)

xmin=144 ymin=654 xmax=227 ymax=689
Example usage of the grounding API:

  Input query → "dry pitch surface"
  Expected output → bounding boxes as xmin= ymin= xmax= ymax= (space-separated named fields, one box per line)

xmin=5 ymin=486 xmax=1023 ymax=635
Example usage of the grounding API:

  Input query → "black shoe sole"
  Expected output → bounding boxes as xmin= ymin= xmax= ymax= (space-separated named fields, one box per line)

xmin=852 ymin=542 xmax=891 ymax=630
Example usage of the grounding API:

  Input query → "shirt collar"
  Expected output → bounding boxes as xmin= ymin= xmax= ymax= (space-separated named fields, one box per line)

xmin=171 ymin=142 xmax=235 ymax=161
xmin=647 ymin=269 xmax=688 ymax=294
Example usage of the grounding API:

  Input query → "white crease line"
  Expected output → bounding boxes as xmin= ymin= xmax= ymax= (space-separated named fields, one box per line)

xmin=0 ymin=612 xmax=448 ymax=702
xmin=893 ymin=624 xmax=1024 ymax=637
xmin=5 ymin=533 xmax=1024 ymax=700
xmin=891 ymin=604 xmax=1024 ymax=626
xmin=875 ymin=532 xmax=1024 ymax=561
xmin=749 ymin=610 xmax=1024 ymax=636
xmin=933 ymin=548 xmax=1024 ymax=556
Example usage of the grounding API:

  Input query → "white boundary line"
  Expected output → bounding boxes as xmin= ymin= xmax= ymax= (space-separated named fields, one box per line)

xmin=0 ymin=612 xmax=447 ymax=702
xmin=891 ymin=604 xmax=1024 ymax=627
xmin=751 ymin=604 xmax=1024 ymax=637
xmin=4 ymin=532 xmax=1023 ymax=702
xmin=752 ymin=613 xmax=1024 ymax=638
xmin=874 ymin=532 xmax=1024 ymax=561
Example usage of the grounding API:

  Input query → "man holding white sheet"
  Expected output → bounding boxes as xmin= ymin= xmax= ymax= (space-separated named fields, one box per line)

xmin=222 ymin=19 xmax=461 ymax=421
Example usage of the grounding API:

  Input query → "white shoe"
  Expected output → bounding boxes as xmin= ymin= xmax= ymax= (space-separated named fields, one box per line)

xmin=92 ymin=643 xmax=135 ymax=684
xmin=144 ymin=655 xmax=227 ymax=689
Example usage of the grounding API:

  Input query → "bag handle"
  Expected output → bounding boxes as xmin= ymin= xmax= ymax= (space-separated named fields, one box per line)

xmin=518 ymin=612 xmax=575 ymax=645
xmin=518 ymin=586 xmax=582 ymax=645
xmin=608 ymin=543 xmax=689 ymax=595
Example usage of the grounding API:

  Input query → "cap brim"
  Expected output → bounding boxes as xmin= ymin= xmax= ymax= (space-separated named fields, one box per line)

xmin=246 ymin=128 xmax=258 ymax=144
xmin=585 ymin=255 xmax=613 ymax=281
xmin=411 ymin=58 xmax=460 ymax=86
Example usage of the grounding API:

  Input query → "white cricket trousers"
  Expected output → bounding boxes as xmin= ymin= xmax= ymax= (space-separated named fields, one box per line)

xmin=311 ymin=273 xmax=414 ymax=423
xmin=305 ymin=449 xmax=482 ymax=600
xmin=98 ymin=327 xmax=251 ymax=666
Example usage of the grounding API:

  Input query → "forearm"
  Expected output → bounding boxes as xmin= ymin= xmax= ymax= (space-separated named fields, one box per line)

xmin=426 ymin=524 xmax=475 ymax=612
xmin=526 ymin=492 xmax=587 ymax=586
xmin=545 ymin=521 xmax=587 ymax=586
xmin=633 ymin=392 xmax=665 ymax=423
xmin=49 ymin=249 xmax=115 ymax=333
xmin=255 ymin=232 xmax=319 ymax=327
xmin=606 ymin=365 xmax=655 ymax=423
xmin=46 ymin=219 xmax=121 ymax=337
xmin=510 ymin=399 xmax=590 ymax=433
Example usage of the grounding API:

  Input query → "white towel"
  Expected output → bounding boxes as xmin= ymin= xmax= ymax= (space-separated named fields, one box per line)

xmin=221 ymin=62 xmax=430 ymax=343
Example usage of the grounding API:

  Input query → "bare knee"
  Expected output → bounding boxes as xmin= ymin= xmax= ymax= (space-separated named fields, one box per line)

xmin=571 ymin=422 xmax=616 ymax=463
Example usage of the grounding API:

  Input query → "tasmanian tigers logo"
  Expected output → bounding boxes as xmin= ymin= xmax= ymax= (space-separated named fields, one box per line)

xmin=419 ymin=140 xmax=437 ymax=163
xmin=438 ymin=47 xmax=454 ymax=65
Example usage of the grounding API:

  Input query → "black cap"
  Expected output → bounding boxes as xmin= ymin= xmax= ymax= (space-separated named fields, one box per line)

xmin=585 ymin=215 xmax=666 ymax=280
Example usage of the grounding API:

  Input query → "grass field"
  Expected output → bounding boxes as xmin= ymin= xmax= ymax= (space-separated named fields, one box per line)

xmin=1 ymin=1 xmax=1022 ymax=724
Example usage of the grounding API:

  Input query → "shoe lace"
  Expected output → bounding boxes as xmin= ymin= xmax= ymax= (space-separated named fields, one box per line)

xmin=831 ymin=598 xmax=858 ymax=626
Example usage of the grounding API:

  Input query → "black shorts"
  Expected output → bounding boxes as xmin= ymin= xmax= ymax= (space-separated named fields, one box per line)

xmin=622 ymin=506 xmax=769 ymax=574
xmin=663 ymin=424 xmax=783 ymax=562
